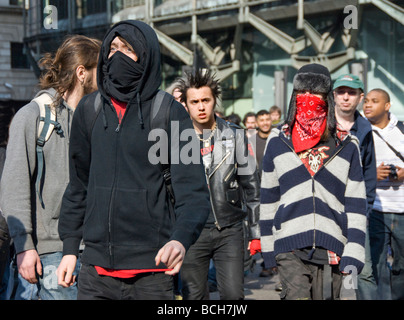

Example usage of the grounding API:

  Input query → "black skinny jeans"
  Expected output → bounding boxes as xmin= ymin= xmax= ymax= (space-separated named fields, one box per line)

xmin=77 ymin=264 xmax=174 ymax=300
xmin=181 ymin=222 xmax=245 ymax=300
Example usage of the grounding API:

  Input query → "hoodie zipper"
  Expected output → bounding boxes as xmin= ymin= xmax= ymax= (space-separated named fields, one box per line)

xmin=110 ymin=98 xmax=130 ymax=133
xmin=206 ymin=151 xmax=232 ymax=230
xmin=107 ymin=100 xmax=124 ymax=265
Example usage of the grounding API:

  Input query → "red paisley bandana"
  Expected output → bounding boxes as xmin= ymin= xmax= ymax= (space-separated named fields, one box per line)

xmin=292 ymin=93 xmax=327 ymax=153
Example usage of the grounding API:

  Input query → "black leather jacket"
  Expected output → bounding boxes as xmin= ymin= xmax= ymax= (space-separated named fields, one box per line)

xmin=205 ymin=117 xmax=260 ymax=239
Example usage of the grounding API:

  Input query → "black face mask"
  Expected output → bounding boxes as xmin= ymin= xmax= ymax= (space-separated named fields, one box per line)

xmin=103 ymin=51 xmax=144 ymax=102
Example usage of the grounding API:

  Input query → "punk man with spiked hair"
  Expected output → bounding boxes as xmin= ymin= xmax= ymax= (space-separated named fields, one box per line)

xmin=177 ymin=69 xmax=260 ymax=300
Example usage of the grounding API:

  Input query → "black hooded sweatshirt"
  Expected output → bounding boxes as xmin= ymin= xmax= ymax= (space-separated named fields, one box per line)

xmin=59 ymin=20 xmax=210 ymax=270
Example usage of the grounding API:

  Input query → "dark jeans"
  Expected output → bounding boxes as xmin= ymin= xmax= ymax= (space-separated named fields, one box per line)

xmin=0 ymin=214 xmax=10 ymax=283
xmin=369 ymin=210 xmax=404 ymax=300
xmin=181 ymin=222 xmax=244 ymax=300
xmin=276 ymin=252 xmax=342 ymax=300
xmin=77 ymin=264 xmax=174 ymax=300
xmin=356 ymin=226 xmax=378 ymax=300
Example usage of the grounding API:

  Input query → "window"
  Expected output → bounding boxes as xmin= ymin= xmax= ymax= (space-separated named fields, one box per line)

xmin=10 ymin=43 xmax=30 ymax=69
xmin=43 ymin=0 xmax=68 ymax=20
xmin=84 ymin=0 xmax=107 ymax=15
xmin=9 ymin=0 xmax=23 ymax=6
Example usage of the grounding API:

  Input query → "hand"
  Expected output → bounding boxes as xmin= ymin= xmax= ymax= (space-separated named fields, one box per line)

xmin=155 ymin=240 xmax=186 ymax=276
xmin=57 ymin=255 xmax=77 ymax=288
xmin=248 ymin=239 xmax=262 ymax=256
xmin=376 ymin=162 xmax=391 ymax=181
xmin=394 ymin=165 xmax=404 ymax=182
xmin=17 ymin=249 xmax=42 ymax=284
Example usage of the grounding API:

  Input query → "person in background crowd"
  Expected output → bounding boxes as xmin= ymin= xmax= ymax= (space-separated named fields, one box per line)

xmin=243 ymin=112 xmax=257 ymax=139
xmin=363 ymin=88 xmax=404 ymax=300
xmin=0 ymin=35 xmax=101 ymax=300
xmin=225 ymin=113 xmax=242 ymax=126
xmin=269 ymin=105 xmax=282 ymax=126
xmin=260 ymin=63 xmax=367 ymax=300
xmin=333 ymin=74 xmax=377 ymax=300
xmin=0 ymin=102 xmax=14 ymax=299
xmin=166 ymin=79 xmax=187 ymax=111
xmin=255 ymin=109 xmax=272 ymax=173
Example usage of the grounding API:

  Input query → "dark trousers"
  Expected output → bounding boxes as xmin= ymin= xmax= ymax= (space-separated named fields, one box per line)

xmin=181 ymin=222 xmax=244 ymax=300
xmin=0 ymin=214 xmax=10 ymax=282
xmin=369 ymin=210 xmax=404 ymax=300
xmin=77 ymin=264 xmax=174 ymax=300
xmin=276 ymin=252 xmax=343 ymax=300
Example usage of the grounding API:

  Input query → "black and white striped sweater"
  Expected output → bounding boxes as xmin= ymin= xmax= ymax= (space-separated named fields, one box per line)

xmin=259 ymin=127 xmax=367 ymax=274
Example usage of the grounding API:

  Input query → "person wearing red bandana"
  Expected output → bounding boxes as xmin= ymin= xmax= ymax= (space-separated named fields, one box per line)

xmin=259 ymin=63 xmax=367 ymax=300
xmin=292 ymin=92 xmax=334 ymax=176
xmin=292 ymin=93 xmax=327 ymax=153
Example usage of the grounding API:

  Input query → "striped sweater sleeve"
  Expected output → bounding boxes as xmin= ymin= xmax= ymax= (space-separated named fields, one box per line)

xmin=259 ymin=132 xmax=279 ymax=269
xmin=340 ymin=141 xmax=367 ymax=274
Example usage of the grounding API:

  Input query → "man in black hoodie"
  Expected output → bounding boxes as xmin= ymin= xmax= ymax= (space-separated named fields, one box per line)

xmin=56 ymin=20 xmax=210 ymax=300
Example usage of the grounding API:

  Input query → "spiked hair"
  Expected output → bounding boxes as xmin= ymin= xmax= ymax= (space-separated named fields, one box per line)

xmin=176 ymin=68 xmax=221 ymax=105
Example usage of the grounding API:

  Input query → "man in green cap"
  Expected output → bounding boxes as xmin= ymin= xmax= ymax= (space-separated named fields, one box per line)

xmin=333 ymin=74 xmax=377 ymax=300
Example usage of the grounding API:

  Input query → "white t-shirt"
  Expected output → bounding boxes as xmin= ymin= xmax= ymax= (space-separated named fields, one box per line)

xmin=371 ymin=113 xmax=404 ymax=213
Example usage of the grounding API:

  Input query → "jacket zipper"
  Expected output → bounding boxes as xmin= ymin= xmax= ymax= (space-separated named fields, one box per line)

xmin=206 ymin=151 xmax=232 ymax=230
xmin=223 ymin=163 xmax=237 ymax=183
xmin=309 ymin=176 xmax=316 ymax=258
xmin=208 ymin=151 xmax=231 ymax=179
xmin=205 ymin=170 xmax=221 ymax=230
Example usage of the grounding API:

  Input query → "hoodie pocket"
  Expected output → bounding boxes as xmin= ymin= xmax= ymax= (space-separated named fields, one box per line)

xmin=83 ymin=186 xmax=110 ymax=244
xmin=113 ymin=188 xmax=158 ymax=247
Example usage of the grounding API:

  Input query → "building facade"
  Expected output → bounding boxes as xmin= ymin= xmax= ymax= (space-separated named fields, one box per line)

xmin=0 ymin=0 xmax=37 ymax=109
xmin=21 ymin=0 xmax=404 ymax=120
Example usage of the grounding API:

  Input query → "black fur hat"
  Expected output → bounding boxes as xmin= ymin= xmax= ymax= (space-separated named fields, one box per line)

xmin=285 ymin=63 xmax=336 ymax=138
xmin=293 ymin=63 xmax=331 ymax=94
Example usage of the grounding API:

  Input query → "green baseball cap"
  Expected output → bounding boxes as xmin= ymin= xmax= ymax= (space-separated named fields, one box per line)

xmin=333 ymin=74 xmax=364 ymax=91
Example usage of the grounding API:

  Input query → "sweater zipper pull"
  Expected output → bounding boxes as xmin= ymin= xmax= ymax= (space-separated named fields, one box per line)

xmin=308 ymin=245 xmax=316 ymax=260
xmin=115 ymin=123 xmax=121 ymax=132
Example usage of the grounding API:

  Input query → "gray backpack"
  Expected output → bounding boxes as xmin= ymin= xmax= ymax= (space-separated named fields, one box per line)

xmin=34 ymin=93 xmax=64 ymax=208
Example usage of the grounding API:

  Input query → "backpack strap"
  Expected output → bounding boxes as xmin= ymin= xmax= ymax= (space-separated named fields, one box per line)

xmin=150 ymin=90 xmax=175 ymax=205
xmin=83 ymin=92 xmax=102 ymax=141
xmin=34 ymin=93 xmax=59 ymax=143
xmin=397 ymin=120 xmax=404 ymax=135
xmin=33 ymin=93 xmax=63 ymax=208
xmin=150 ymin=90 xmax=173 ymax=130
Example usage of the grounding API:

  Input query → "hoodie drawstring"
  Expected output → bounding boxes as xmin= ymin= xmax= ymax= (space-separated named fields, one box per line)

xmin=103 ymin=92 xmax=144 ymax=130
xmin=136 ymin=92 xmax=144 ymax=128
xmin=101 ymin=102 xmax=108 ymax=129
